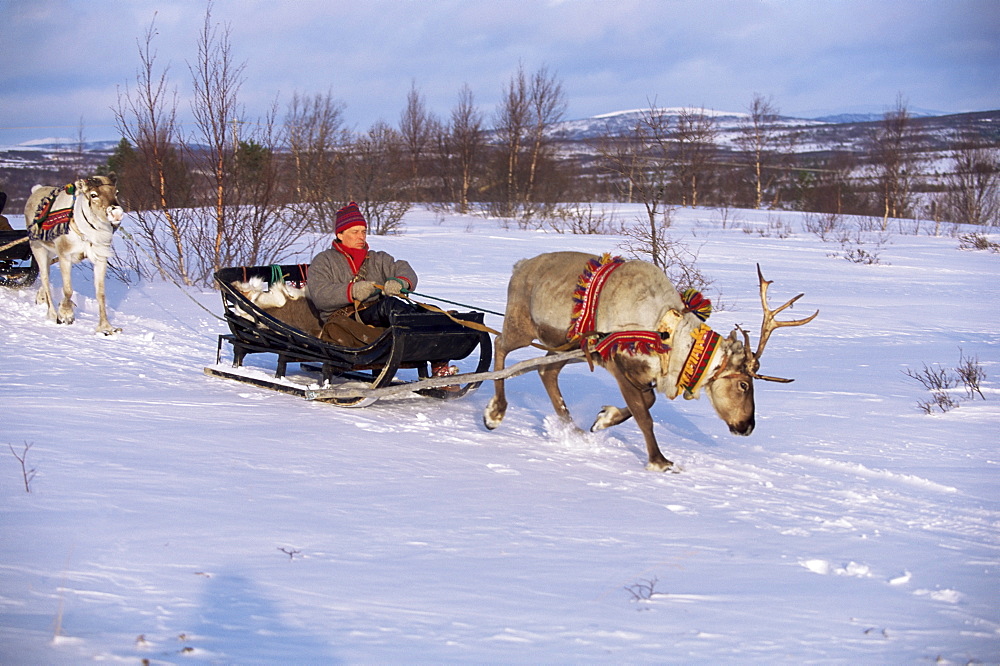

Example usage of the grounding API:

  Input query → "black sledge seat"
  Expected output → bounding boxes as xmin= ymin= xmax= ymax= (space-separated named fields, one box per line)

xmin=0 ymin=230 xmax=39 ymax=289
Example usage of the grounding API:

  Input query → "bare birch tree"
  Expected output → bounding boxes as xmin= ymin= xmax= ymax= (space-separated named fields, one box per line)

xmin=346 ymin=121 xmax=410 ymax=235
xmin=188 ymin=2 xmax=245 ymax=274
xmin=445 ymin=84 xmax=485 ymax=213
xmin=868 ymin=95 xmax=921 ymax=229
xmin=491 ymin=63 xmax=566 ymax=222
xmin=399 ymin=83 xmax=440 ymax=202
xmin=599 ymin=104 xmax=674 ymax=268
xmin=227 ymin=101 xmax=300 ymax=266
xmin=183 ymin=3 xmax=306 ymax=281
xmin=113 ymin=16 xmax=194 ymax=284
xmin=736 ymin=93 xmax=782 ymax=209
xmin=492 ymin=64 xmax=531 ymax=218
xmin=671 ymin=107 xmax=718 ymax=207
xmin=284 ymin=91 xmax=351 ymax=231
xmin=524 ymin=65 xmax=567 ymax=208
xmin=942 ymin=143 xmax=999 ymax=227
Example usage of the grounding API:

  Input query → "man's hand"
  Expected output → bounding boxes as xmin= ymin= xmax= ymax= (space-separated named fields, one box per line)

xmin=351 ymin=281 xmax=377 ymax=302
xmin=382 ymin=278 xmax=408 ymax=297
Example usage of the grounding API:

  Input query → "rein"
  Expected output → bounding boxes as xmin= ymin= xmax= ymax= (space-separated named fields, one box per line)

xmin=115 ymin=224 xmax=227 ymax=322
xmin=406 ymin=290 xmax=506 ymax=317
xmin=401 ymin=293 xmax=580 ymax=353
xmin=374 ymin=283 xmax=580 ymax=353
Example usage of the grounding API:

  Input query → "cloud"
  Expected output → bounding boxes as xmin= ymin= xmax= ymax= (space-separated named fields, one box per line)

xmin=0 ymin=0 xmax=996 ymax=145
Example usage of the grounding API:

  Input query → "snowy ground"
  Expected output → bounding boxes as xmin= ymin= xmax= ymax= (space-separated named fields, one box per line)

xmin=1 ymin=205 xmax=998 ymax=664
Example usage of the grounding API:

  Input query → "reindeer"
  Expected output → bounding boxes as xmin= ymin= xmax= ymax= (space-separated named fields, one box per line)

xmin=23 ymin=175 xmax=124 ymax=335
xmin=483 ymin=251 xmax=817 ymax=471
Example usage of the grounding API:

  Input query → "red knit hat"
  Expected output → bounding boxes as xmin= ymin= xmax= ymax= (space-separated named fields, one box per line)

xmin=335 ymin=201 xmax=366 ymax=234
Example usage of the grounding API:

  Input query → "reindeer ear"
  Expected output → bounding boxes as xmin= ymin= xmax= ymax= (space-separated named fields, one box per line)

xmin=74 ymin=178 xmax=87 ymax=193
xmin=726 ymin=329 xmax=745 ymax=352
xmin=729 ymin=326 xmax=755 ymax=366
xmin=107 ymin=172 xmax=118 ymax=186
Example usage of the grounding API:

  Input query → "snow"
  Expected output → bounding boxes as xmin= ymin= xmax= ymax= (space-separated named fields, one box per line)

xmin=1 ymin=205 xmax=998 ymax=664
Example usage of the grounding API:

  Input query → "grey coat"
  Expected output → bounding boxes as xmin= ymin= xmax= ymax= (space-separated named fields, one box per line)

xmin=308 ymin=244 xmax=418 ymax=321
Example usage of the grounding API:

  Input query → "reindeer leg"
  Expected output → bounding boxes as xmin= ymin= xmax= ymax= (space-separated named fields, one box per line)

xmin=31 ymin=245 xmax=56 ymax=320
xmin=56 ymin=253 xmax=75 ymax=325
xmin=537 ymin=355 xmax=582 ymax=431
xmin=92 ymin=258 xmax=120 ymax=335
xmin=608 ymin=364 xmax=673 ymax=472
xmin=484 ymin=335 xmax=513 ymax=430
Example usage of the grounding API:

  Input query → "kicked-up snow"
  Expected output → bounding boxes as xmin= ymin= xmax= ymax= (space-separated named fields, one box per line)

xmin=1 ymin=205 xmax=997 ymax=663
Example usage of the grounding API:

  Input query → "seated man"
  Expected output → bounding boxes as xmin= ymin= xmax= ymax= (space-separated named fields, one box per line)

xmin=309 ymin=201 xmax=455 ymax=376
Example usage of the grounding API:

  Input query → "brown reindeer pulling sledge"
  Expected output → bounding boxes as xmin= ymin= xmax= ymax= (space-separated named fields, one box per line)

xmin=484 ymin=251 xmax=818 ymax=472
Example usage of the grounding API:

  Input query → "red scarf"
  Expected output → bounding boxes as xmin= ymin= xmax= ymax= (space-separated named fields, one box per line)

xmin=334 ymin=241 xmax=368 ymax=275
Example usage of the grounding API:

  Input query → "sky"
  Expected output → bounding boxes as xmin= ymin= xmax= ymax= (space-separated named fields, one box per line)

xmin=1 ymin=0 xmax=998 ymax=146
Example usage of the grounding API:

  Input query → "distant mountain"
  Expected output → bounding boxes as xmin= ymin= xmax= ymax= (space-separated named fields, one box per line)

xmin=5 ymin=138 xmax=120 ymax=153
xmin=806 ymin=113 xmax=883 ymax=124
xmin=548 ymin=107 xmax=853 ymax=143
xmin=547 ymin=107 xmax=1000 ymax=155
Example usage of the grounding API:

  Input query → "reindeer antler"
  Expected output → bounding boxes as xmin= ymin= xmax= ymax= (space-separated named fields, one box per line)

xmin=741 ymin=264 xmax=819 ymax=383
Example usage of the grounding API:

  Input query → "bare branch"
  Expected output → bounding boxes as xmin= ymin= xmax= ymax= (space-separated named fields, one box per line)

xmin=9 ymin=442 xmax=36 ymax=493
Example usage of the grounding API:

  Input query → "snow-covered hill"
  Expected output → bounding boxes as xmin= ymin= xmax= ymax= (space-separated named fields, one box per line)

xmin=548 ymin=107 xmax=1000 ymax=155
xmin=1 ymin=205 xmax=998 ymax=663
xmin=548 ymin=107 xmax=824 ymax=146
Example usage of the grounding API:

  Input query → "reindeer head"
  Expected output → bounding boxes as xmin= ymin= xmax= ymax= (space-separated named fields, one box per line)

xmin=76 ymin=173 xmax=124 ymax=227
xmin=706 ymin=265 xmax=818 ymax=436
xmin=705 ymin=330 xmax=757 ymax=435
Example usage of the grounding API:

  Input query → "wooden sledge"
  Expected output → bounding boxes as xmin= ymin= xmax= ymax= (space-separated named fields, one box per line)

xmin=207 ymin=264 xmax=501 ymax=407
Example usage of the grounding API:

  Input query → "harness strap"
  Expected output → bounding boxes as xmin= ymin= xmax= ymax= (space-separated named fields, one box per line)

xmin=409 ymin=297 xmax=582 ymax=352
xmin=565 ymin=254 xmax=673 ymax=366
xmin=568 ymin=253 xmax=625 ymax=343
xmin=676 ymin=324 xmax=722 ymax=398
xmin=28 ymin=186 xmax=74 ymax=242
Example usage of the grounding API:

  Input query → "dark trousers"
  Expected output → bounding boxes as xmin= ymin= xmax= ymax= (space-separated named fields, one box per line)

xmin=357 ymin=296 xmax=419 ymax=328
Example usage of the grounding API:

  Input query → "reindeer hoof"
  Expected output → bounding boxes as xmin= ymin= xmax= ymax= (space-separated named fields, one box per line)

xmin=645 ymin=458 xmax=676 ymax=473
xmin=483 ymin=411 xmax=502 ymax=430
xmin=591 ymin=405 xmax=626 ymax=432
xmin=483 ymin=397 xmax=505 ymax=430
xmin=97 ymin=326 xmax=122 ymax=336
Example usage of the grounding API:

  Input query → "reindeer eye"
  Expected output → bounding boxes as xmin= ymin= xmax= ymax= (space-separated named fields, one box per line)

xmin=739 ymin=380 xmax=751 ymax=392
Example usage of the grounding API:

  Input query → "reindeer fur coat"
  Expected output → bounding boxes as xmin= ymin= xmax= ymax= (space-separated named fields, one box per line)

xmin=308 ymin=243 xmax=418 ymax=321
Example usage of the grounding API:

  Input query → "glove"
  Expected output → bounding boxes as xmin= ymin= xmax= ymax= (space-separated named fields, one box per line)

xmin=351 ymin=280 xmax=376 ymax=302
xmin=382 ymin=278 xmax=407 ymax=297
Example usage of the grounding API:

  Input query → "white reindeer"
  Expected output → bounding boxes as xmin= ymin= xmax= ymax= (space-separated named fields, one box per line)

xmin=24 ymin=175 xmax=124 ymax=334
